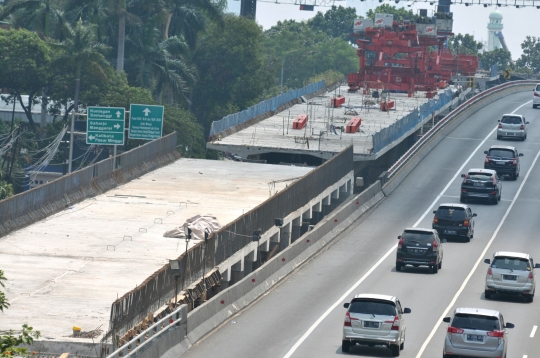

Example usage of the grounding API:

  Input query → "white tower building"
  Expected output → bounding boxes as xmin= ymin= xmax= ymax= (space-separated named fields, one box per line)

xmin=487 ymin=10 xmax=503 ymax=51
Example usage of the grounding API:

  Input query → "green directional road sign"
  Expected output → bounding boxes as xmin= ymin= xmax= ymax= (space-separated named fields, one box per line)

xmin=87 ymin=106 xmax=125 ymax=145
xmin=129 ymin=104 xmax=164 ymax=140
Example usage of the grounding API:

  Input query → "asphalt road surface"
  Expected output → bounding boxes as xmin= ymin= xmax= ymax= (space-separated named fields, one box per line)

xmin=184 ymin=91 xmax=540 ymax=358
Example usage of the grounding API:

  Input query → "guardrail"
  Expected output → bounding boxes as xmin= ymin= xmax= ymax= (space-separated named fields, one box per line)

xmin=106 ymin=305 xmax=187 ymax=358
xmin=385 ymin=80 xmax=537 ymax=180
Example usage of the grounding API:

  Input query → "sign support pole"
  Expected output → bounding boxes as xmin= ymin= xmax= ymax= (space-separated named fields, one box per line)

xmin=68 ymin=110 xmax=75 ymax=173
xmin=113 ymin=145 xmax=117 ymax=170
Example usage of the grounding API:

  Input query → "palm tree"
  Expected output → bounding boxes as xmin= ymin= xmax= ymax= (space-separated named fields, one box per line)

xmin=0 ymin=0 xmax=65 ymax=39
xmin=50 ymin=20 xmax=110 ymax=112
xmin=125 ymin=24 xmax=196 ymax=104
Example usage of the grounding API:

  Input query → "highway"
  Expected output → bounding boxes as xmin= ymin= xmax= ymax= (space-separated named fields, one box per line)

xmin=183 ymin=91 xmax=540 ymax=358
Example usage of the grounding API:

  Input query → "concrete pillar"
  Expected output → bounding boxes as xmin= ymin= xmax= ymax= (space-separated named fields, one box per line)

xmin=311 ymin=201 xmax=322 ymax=225
xmin=279 ymin=222 xmax=292 ymax=250
xmin=254 ymin=237 xmax=270 ymax=269
xmin=220 ymin=269 xmax=230 ymax=290
xmin=301 ymin=209 xmax=312 ymax=236
xmin=230 ymin=261 xmax=244 ymax=285
xmin=244 ymin=249 xmax=256 ymax=275
xmin=322 ymin=195 xmax=332 ymax=216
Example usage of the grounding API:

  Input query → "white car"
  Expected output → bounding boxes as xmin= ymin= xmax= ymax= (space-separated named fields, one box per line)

xmin=443 ymin=307 xmax=514 ymax=358
xmin=484 ymin=251 xmax=540 ymax=302
xmin=533 ymin=83 xmax=540 ymax=109
xmin=342 ymin=293 xmax=411 ymax=356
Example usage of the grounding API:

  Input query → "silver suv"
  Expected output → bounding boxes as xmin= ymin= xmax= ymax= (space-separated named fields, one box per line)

xmin=443 ymin=308 xmax=514 ymax=358
xmin=484 ymin=251 xmax=540 ymax=302
xmin=342 ymin=294 xmax=411 ymax=356
xmin=496 ymin=114 xmax=528 ymax=141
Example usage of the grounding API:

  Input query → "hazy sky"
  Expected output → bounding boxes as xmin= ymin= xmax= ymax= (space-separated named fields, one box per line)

xmin=227 ymin=1 xmax=538 ymax=60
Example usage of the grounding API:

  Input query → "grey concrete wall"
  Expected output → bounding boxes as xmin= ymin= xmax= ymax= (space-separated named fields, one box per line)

xmin=186 ymin=181 xmax=384 ymax=346
xmin=383 ymin=83 xmax=533 ymax=196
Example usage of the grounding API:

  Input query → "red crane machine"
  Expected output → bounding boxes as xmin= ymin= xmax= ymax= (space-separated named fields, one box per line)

xmin=348 ymin=12 xmax=478 ymax=98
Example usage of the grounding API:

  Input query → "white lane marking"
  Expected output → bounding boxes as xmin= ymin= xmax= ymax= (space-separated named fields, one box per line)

xmin=446 ymin=136 xmax=483 ymax=141
xmin=282 ymin=244 xmax=397 ymax=358
xmin=282 ymin=100 xmax=532 ymax=358
xmin=413 ymin=99 xmax=531 ymax=228
xmin=530 ymin=325 xmax=537 ymax=338
xmin=415 ymin=147 xmax=540 ymax=358
xmin=524 ymin=355 xmax=528 ymax=358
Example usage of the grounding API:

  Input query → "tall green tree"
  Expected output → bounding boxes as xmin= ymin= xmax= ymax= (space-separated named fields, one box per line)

xmin=366 ymin=5 xmax=417 ymax=22
xmin=0 ymin=0 xmax=65 ymax=39
xmin=516 ymin=36 xmax=540 ymax=73
xmin=49 ymin=20 xmax=109 ymax=112
xmin=448 ymin=33 xmax=482 ymax=55
xmin=308 ymin=5 xmax=358 ymax=43
xmin=0 ymin=28 xmax=51 ymax=134
xmin=191 ymin=15 xmax=273 ymax=134
xmin=478 ymin=48 xmax=512 ymax=71
xmin=125 ymin=24 xmax=196 ymax=104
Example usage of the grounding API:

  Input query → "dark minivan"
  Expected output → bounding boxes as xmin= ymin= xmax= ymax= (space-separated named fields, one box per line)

xmin=484 ymin=145 xmax=523 ymax=180
xmin=396 ymin=228 xmax=443 ymax=274
xmin=432 ymin=203 xmax=477 ymax=242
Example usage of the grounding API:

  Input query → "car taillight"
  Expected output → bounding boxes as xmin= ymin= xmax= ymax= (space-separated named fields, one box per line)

xmin=462 ymin=174 xmax=469 ymax=183
xmin=398 ymin=238 xmax=403 ymax=249
xmin=432 ymin=240 xmax=438 ymax=252
xmin=492 ymin=176 xmax=496 ymax=185
xmin=498 ymin=123 xmax=502 ymax=128
xmin=462 ymin=189 xmax=467 ymax=193
xmin=535 ymin=92 xmax=540 ymax=97
xmin=520 ymin=124 xmax=525 ymax=130
xmin=433 ymin=216 xmax=438 ymax=224
xmin=512 ymin=158 xmax=517 ymax=166
xmin=344 ymin=312 xmax=351 ymax=327
xmin=463 ymin=218 xmax=469 ymax=227
xmin=487 ymin=267 xmax=493 ymax=279
xmin=487 ymin=330 xmax=504 ymax=338
xmin=448 ymin=326 xmax=464 ymax=334
xmin=527 ymin=271 xmax=534 ymax=283
xmin=485 ymin=156 xmax=489 ymax=164
xmin=391 ymin=315 xmax=400 ymax=330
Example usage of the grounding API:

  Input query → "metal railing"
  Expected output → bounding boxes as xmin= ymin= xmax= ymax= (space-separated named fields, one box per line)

xmin=106 ymin=305 xmax=187 ymax=358
xmin=372 ymin=88 xmax=453 ymax=153
xmin=209 ymin=81 xmax=325 ymax=137
xmin=386 ymin=80 xmax=537 ymax=179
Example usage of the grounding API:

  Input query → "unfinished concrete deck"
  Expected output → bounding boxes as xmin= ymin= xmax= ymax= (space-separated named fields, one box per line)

xmin=0 ymin=158 xmax=312 ymax=342
xmin=207 ymin=85 xmax=455 ymax=161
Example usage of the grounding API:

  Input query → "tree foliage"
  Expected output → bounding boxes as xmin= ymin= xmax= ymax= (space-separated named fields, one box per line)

xmin=478 ymin=48 xmax=512 ymax=71
xmin=308 ymin=5 xmax=358 ymax=42
xmin=366 ymin=5 xmax=417 ymax=22
xmin=516 ymin=36 xmax=540 ymax=73
xmin=448 ymin=33 xmax=483 ymax=55
xmin=0 ymin=28 xmax=51 ymax=134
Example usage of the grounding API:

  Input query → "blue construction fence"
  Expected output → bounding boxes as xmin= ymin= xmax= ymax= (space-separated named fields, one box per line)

xmin=372 ymin=89 xmax=453 ymax=153
xmin=209 ymin=80 xmax=325 ymax=137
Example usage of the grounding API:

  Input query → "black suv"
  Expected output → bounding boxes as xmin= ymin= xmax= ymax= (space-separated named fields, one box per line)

xmin=484 ymin=145 xmax=523 ymax=180
xmin=460 ymin=168 xmax=502 ymax=205
xmin=396 ymin=228 xmax=443 ymax=274
xmin=432 ymin=203 xmax=477 ymax=242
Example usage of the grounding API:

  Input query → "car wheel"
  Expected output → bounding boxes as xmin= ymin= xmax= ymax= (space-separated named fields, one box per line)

xmin=342 ymin=340 xmax=351 ymax=353
xmin=390 ymin=344 xmax=400 ymax=356
xmin=438 ymin=261 xmax=442 ymax=270
xmin=526 ymin=295 xmax=534 ymax=303
xmin=493 ymin=197 xmax=499 ymax=205
xmin=485 ymin=290 xmax=492 ymax=299
xmin=460 ymin=195 xmax=466 ymax=203
xmin=396 ymin=262 xmax=403 ymax=272
xmin=400 ymin=339 xmax=404 ymax=350
xmin=464 ymin=235 xmax=470 ymax=243
xmin=497 ymin=135 xmax=501 ymax=140
xmin=432 ymin=265 xmax=439 ymax=274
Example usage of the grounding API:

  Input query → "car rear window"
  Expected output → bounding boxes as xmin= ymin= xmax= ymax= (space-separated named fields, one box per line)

xmin=349 ymin=300 xmax=396 ymax=316
xmin=536 ymin=84 xmax=540 ymax=91
xmin=501 ymin=116 xmax=522 ymax=124
xmin=488 ymin=149 xmax=515 ymax=159
xmin=466 ymin=172 xmax=493 ymax=181
xmin=402 ymin=231 xmax=434 ymax=244
xmin=492 ymin=257 xmax=530 ymax=271
xmin=436 ymin=207 xmax=466 ymax=220
xmin=452 ymin=313 xmax=500 ymax=331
